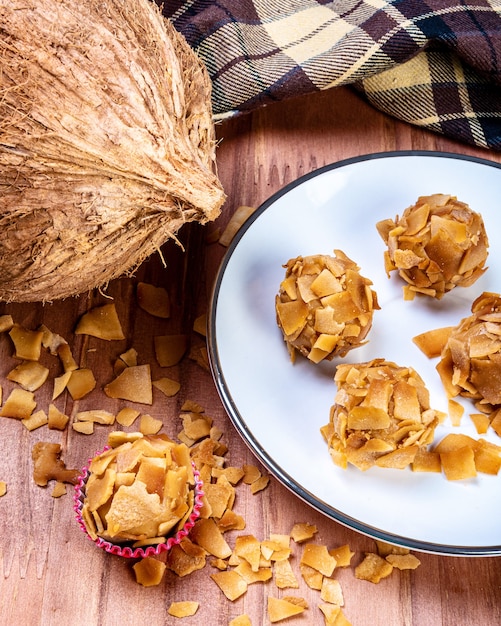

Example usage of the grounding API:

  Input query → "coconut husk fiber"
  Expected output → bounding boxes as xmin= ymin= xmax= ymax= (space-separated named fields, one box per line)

xmin=0 ymin=0 xmax=226 ymax=302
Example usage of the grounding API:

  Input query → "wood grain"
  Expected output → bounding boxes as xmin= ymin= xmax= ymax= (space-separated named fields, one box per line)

xmin=1 ymin=86 xmax=500 ymax=626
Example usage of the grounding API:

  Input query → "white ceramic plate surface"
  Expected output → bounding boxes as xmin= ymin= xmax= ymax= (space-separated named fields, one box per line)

xmin=208 ymin=151 xmax=501 ymax=556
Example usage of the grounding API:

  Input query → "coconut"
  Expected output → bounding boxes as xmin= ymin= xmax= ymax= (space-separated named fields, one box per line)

xmin=0 ymin=0 xmax=226 ymax=302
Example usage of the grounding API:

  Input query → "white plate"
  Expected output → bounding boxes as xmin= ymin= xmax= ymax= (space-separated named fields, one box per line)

xmin=208 ymin=151 xmax=501 ymax=556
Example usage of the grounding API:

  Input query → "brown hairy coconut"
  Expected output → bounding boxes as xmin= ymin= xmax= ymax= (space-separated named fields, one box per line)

xmin=0 ymin=0 xmax=225 ymax=302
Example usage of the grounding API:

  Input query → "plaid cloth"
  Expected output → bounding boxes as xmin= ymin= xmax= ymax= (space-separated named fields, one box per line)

xmin=159 ymin=0 xmax=501 ymax=150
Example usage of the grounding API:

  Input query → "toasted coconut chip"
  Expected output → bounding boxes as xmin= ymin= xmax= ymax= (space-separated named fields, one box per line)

xmin=167 ymin=601 xmax=199 ymax=618
xmin=7 ymin=361 xmax=49 ymax=391
xmin=115 ymin=407 xmax=140 ymax=427
xmin=75 ymin=410 xmax=115 ymax=425
xmin=242 ymin=465 xmax=261 ymax=484
xmin=137 ymin=282 xmax=170 ymax=319
xmin=448 ymin=399 xmax=464 ymax=426
xmin=48 ymin=404 xmax=70 ymax=430
xmin=375 ymin=540 xmax=410 ymax=557
xmin=152 ymin=377 xmax=181 ymax=397
xmin=210 ymin=570 xmax=248 ymax=601
xmin=300 ymin=544 xmax=337 ymax=577
xmin=274 ymin=558 xmax=299 ymax=589
xmin=474 ymin=439 xmax=501 ymax=475
xmin=8 ymin=325 xmax=43 ymax=360
xmin=133 ymin=557 xmax=166 ymax=587
xmin=234 ymin=560 xmax=272 ymax=584
xmin=428 ymin=433 xmax=501 ymax=479
xmin=355 ymin=553 xmax=394 ymax=583
xmin=267 ymin=597 xmax=306 ymax=623
xmin=470 ymin=412 xmax=490 ymax=435
xmin=217 ymin=509 xmax=246 ymax=532
xmin=386 ymin=553 xmax=421 ymax=570
xmin=22 ymin=409 xmax=48 ymax=431
xmin=104 ymin=364 xmax=152 ymax=404
xmin=139 ymin=414 xmax=163 ymax=435
xmin=290 ymin=522 xmax=318 ymax=543
xmin=250 ymin=475 xmax=270 ymax=494
xmin=319 ymin=603 xmax=342 ymax=624
xmin=0 ymin=314 xmax=14 ymax=333
xmin=75 ymin=304 xmax=125 ymax=340
xmin=1 ymin=388 xmax=37 ymax=419
xmin=490 ymin=409 xmax=501 ymax=437
xmin=67 ymin=368 xmax=96 ymax=400
xmin=443 ymin=446 xmax=478 ymax=480
xmin=320 ymin=578 xmax=344 ymax=605
xmin=51 ymin=482 xmax=67 ymax=498
xmin=300 ymin=563 xmax=323 ymax=590
xmin=166 ymin=539 xmax=207 ymax=577
xmin=72 ymin=421 xmax=94 ymax=435
xmin=53 ymin=371 xmax=72 ymax=400
xmin=329 ymin=544 xmax=355 ymax=568
xmin=190 ymin=518 xmax=232 ymax=559
xmin=154 ymin=334 xmax=188 ymax=367
xmin=204 ymin=478 xmax=234 ymax=519
xmin=57 ymin=343 xmax=79 ymax=373
xmin=234 ymin=535 xmax=261 ymax=572
xmin=212 ymin=466 xmax=245 ymax=485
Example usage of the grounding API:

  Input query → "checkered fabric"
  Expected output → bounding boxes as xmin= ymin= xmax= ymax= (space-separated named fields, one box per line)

xmin=159 ymin=0 xmax=501 ymax=150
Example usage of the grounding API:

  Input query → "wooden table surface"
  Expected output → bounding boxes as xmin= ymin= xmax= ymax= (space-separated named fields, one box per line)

xmin=1 ymin=86 xmax=500 ymax=626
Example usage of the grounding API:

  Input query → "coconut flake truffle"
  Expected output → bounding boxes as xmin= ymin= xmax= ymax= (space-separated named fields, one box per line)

xmin=437 ymin=291 xmax=501 ymax=411
xmin=76 ymin=432 xmax=200 ymax=553
xmin=321 ymin=359 xmax=443 ymax=471
xmin=376 ymin=194 xmax=488 ymax=300
xmin=275 ymin=250 xmax=379 ymax=363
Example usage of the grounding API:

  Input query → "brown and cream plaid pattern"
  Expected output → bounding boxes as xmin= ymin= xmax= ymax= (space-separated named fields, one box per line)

xmin=159 ymin=0 xmax=501 ymax=150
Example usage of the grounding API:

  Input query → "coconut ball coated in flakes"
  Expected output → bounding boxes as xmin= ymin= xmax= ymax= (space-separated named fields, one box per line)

xmin=275 ymin=250 xmax=380 ymax=363
xmin=75 ymin=432 xmax=203 ymax=558
xmin=437 ymin=291 xmax=501 ymax=411
xmin=376 ymin=194 xmax=488 ymax=300
xmin=321 ymin=359 xmax=443 ymax=472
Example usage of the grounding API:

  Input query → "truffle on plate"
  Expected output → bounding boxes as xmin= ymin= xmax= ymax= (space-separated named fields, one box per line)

xmin=275 ymin=250 xmax=379 ymax=364
xmin=376 ymin=194 xmax=488 ymax=300
xmin=321 ymin=359 xmax=444 ymax=471
xmin=436 ymin=291 xmax=501 ymax=411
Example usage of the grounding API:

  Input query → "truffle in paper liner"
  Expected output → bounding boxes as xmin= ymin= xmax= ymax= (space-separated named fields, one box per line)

xmin=73 ymin=435 xmax=204 ymax=559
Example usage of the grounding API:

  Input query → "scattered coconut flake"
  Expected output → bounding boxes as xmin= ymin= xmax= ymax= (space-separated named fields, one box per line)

xmin=133 ymin=557 xmax=167 ymax=587
xmin=154 ymin=334 xmax=188 ymax=367
xmin=22 ymin=409 xmax=48 ymax=431
xmin=116 ymin=407 xmax=141 ymax=427
xmin=219 ymin=206 xmax=256 ymax=247
xmin=104 ymin=364 xmax=152 ymax=404
xmin=137 ymin=282 xmax=170 ymax=319
xmin=153 ymin=377 xmax=181 ymax=397
xmin=167 ymin=601 xmax=199 ymax=618
xmin=75 ymin=303 xmax=125 ymax=340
